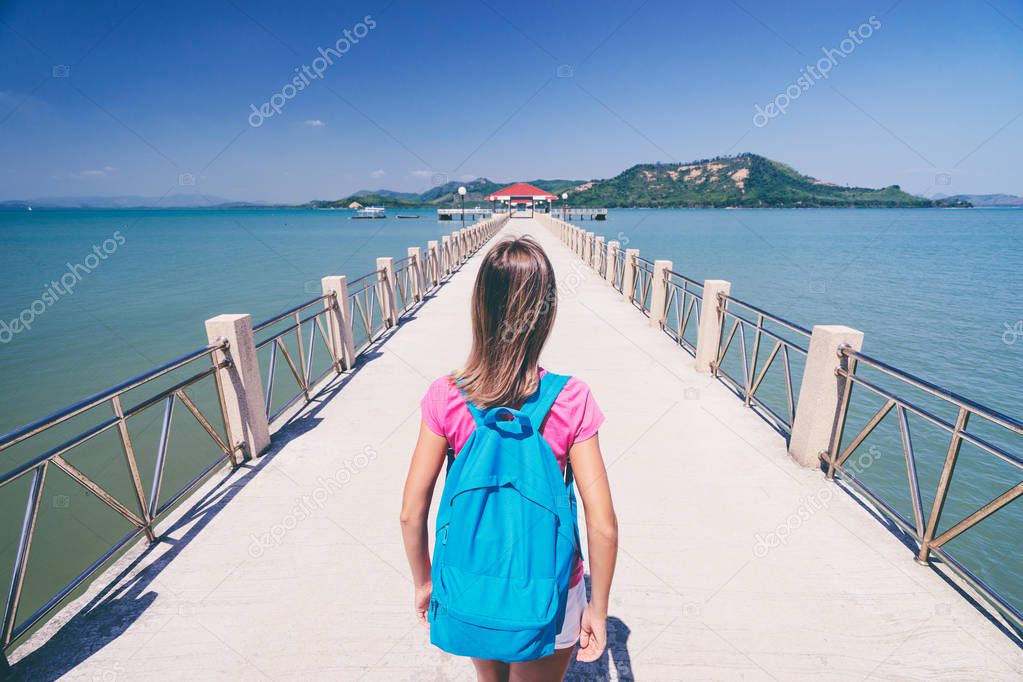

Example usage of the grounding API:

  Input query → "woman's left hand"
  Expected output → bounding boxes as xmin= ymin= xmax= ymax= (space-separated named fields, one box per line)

xmin=414 ymin=581 xmax=432 ymax=625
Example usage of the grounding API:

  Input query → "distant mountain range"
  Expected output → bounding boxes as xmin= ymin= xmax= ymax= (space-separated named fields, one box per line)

xmin=8 ymin=156 xmax=1020 ymax=210
xmin=328 ymin=154 xmax=975 ymax=209
xmin=0 ymin=194 xmax=267 ymax=209
xmin=931 ymin=193 xmax=1023 ymax=207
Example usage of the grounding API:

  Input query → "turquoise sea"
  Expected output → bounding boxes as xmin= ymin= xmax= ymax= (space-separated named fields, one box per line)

xmin=0 ymin=208 xmax=1020 ymax=643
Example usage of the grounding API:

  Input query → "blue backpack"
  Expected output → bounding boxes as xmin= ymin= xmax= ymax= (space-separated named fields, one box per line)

xmin=429 ymin=372 xmax=580 ymax=662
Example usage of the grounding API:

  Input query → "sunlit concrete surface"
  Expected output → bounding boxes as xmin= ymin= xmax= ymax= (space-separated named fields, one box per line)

xmin=9 ymin=218 xmax=1022 ymax=680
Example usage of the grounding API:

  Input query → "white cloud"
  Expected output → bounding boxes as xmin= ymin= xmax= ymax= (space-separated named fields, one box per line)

xmin=80 ymin=169 xmax=107 ymax=177
xmin=103 ymin=165 xmax=114 ymax=172
xmin=410 ymin=170 xmax=434 ymax=178
xmin=370 ymin=169 xmax=386 ymax=178
xmin=304 ymin=119 xmax=325 ymax=128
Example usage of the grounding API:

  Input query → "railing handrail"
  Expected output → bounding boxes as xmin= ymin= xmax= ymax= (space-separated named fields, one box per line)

xmin=347 ymin=268 xmax=386 ymax=290
xmin=841 ymin=347 xmax=1023 ymax=435
xmin=664 ymin=268 xmax=703 ymax=290
xmin=717 ymin=292 xmax=813 ymax=338
xmin=253 ymin=294 xmax=331 ymax=332
xmin=0 ymin=341 xmax=227 ymax=453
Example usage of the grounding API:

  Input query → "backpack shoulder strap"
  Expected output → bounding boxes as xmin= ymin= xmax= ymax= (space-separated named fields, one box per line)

xmin=449 ymin=372 xmax=485 ymax=426
xmin=522 ymin=372 xmax=571 ymax=427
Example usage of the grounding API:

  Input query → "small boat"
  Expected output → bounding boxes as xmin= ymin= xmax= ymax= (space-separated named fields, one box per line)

xmin=351 ymin=206 xmax=386 ymax=219
xmin=397 ymin=214 xmax=420 ymax=219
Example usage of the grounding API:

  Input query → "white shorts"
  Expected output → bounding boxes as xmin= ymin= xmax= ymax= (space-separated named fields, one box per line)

xmin=555 ymin=580 xmax=587 ymax=649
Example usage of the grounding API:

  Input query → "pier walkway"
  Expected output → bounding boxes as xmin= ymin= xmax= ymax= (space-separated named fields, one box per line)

xmin=7 ymin=218 xmax=1023 ymax=680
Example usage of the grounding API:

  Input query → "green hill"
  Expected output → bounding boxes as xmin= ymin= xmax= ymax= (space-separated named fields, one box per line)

xmin=307 ymin=155 xmax=970 ymax=209
xmin=566 ymin=154 xmax=962 ymax=208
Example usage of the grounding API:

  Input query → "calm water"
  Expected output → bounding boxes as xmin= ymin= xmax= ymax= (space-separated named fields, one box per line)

xmin=0 ymin=208 xmax=1020 ymax=639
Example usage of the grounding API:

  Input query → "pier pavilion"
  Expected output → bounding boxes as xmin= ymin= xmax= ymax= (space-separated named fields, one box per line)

xmin=2 ymin=215 xmax=1021 ymax=679
xmin=484 ymin=182 xmax=559 ymax=217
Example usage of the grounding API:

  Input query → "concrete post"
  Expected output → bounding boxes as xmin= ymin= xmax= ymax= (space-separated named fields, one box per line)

xmin=456 ymin=229 xmax=465 ymax=262
xmin=694 ymin=279 xmax=732 ymax=373
xmin=606 ymin=241 xmax=619 ymax=284
xmin=376 ymin=257 xmax=398 ymax=326
xmin=407 ymin=247 xmax=424 ymax=302
xmin=427 ymin=240 xmax=440 ymax=288
xmin=204 ymin=314 xmax=270 ymax=461
xmin=788 ymin=326 xmax=865 ymax=468
xmin=441 ymin=235 xmax=452 ymax=275
xmin=321 ymin=276 xmax=355 ymax=371
xmin=586 ymin=232 xmax=595 ymax=266
xmin=623 ymin=249 xmax=640 ymax=302
xmin=594 ymin=236 xmax=605 ymax=275
xmin=649 ymin=260 xmax=672 ymax=328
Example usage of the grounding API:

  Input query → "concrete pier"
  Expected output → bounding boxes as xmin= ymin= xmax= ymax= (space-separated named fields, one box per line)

xmin=7 ymin=218 xmax=1022 ymax=680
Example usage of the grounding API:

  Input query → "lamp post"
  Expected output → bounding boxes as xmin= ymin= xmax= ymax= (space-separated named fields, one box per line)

xmin=458 ymin=186 xmax=467 ymax=229
xmin=562 ymin=192 xmax=569 ymax=220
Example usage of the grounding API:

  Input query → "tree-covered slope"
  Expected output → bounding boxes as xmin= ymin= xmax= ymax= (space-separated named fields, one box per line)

xmin=567 ymin=154 xmax=961 ymax=208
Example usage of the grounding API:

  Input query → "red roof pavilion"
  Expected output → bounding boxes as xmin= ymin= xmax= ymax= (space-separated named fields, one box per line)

xmin=484 ymin=183 xmax=559 ymax=203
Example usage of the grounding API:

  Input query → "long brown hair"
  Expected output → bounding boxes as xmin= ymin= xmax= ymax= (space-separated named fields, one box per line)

xmin=454 ymin=236 xmax=557 ymax=409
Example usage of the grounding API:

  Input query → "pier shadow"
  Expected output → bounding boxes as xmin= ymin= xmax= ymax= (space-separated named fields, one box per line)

xmin=5 ymin=266 xmax=468 ymax=679
xmin=566 ymin=576 xmax=635 ymax=681
xmin=826 ymin=469 xmax=1023 ymax=649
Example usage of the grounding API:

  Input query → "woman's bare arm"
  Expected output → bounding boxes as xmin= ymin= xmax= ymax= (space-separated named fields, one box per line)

xmin=569 ymin=433 xmax=618 ymax=661
xmin=399 ymin=420 xmax=448 ymax=622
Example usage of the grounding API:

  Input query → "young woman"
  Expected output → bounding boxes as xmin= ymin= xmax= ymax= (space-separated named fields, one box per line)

xmin=400 ymin=236 xmax=619 ymax=681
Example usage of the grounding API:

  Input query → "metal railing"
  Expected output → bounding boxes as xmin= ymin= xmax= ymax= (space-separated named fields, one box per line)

xmin=661 ymin=270 xmax=702 ymax=356
xmin=611 ymin=248 xmax=626 ymax=293
xmin=393 ymin=256 xmax=419 ymax=315
xmin=714 ymin=293 xmax=810 ymax=438
xmin=631 ymin=257 xmax=655 ymax=315
xmin=254 ymin=294 xmax=339 ymax=424
xmin=348 ymin=269 xmax=387 ymax=356
xmin=596 ymin=242 xmax=607 ymax=279
xmin=0 ymin=343 xmax=235 ymax=648
xmin=824 ymin=346 xmax=1023 ymax=628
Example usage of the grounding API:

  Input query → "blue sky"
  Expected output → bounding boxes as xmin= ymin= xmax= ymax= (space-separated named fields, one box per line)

xmin=1 ymin=0 xmax=1021 ymax=203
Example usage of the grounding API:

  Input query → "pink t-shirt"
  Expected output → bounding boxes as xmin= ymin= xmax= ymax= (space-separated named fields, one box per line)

xmin=420 ymin=369 xmax=604 ymax=587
